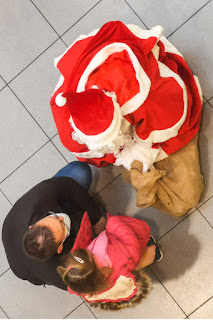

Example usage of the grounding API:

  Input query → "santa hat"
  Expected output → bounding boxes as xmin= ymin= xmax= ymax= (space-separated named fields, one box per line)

xmin=57 ymin=89 xmax=122 ymax=148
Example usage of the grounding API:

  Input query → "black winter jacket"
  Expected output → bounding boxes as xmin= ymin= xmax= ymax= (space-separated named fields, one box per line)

xmin=2 ymin=177 xmax=105 ymax=290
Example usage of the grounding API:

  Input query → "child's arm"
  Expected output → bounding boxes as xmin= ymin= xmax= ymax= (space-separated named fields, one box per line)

xmin=136 ymin=245 xmax=156 ymax=270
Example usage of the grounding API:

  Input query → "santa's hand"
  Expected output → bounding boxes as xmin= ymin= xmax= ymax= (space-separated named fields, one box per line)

xmin=115 ymin=140 xmax=161 ymax=171
xmin=114 ymin=140 xmax=137 ymax=170
xmin=93 ymin=217 xmax=107 ymax=235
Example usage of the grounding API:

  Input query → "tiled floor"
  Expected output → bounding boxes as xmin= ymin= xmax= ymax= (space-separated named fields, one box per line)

xmin=0 ymin=0 xmax=213 ymax=318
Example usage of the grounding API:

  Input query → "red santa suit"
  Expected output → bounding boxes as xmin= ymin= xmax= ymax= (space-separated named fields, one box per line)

xmin=50 ymin=21 xmax=202 ymax=171
xmin=67 ymin=212 xmax=151 ymax=303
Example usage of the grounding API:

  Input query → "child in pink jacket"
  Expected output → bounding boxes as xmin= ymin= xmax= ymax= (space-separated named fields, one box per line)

xmin=57 ymin=212 xmax=162 ymax=310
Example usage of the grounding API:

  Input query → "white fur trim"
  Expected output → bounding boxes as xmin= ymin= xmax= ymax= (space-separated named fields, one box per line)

xmin=115 ymin=51 xmax=188 ymax=170
xmin=126 ymin=24 xmax=163 ymax=41
xmin=134 ymin=60 xmax=188 ymax=145
xmin=114 ymin=139 xmax=162 ymax=171
xmin=193 ymin=75 xmax=203 ymax=103
xmin=55 ymin=93 xmax=67 ymax=107
xmin=85 ymin=275 xmax=136 ymax=301
xmin=152 ymin=44 xmax=160 ymax=61
xmin=160 ymin=35 xmax=183 ymax=57
xmin=76 ymin=42 xmax=151 ymax=116
xmin=72 ymin=118 xmax=131 ymax=158
xmin=72 ymin=149 xmax=106 ymax=159
xmin=155 ymin=147 xmax=168 ymax=163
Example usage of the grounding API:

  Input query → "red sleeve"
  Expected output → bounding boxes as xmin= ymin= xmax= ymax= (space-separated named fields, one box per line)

xmin=106 ymin=215 xmax=150 ymax=267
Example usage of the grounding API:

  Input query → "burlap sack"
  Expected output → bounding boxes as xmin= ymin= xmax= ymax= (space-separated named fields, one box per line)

xmin=122 ymin=134 xmax=204 ymax=217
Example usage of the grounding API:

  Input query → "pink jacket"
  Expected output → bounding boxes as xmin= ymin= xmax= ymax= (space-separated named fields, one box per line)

xmin=68 ymin=212 xmax=150 ymax=302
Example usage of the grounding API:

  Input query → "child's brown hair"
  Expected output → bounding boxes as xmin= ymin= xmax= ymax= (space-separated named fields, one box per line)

xmin=57 ymin=249 xmax=112 ymax=295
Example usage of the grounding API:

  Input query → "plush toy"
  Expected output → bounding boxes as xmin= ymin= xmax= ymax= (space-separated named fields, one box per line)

xmin=50 ymin=21 xmax=202 ymax=172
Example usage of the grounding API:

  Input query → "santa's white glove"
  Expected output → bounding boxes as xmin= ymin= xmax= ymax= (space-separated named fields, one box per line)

xmin=114 ymin=139 xmax=160 ymax=171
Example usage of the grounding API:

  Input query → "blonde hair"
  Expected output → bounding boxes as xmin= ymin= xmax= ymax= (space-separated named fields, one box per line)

xmin=57 ymin=249 xmax=112 ymax=295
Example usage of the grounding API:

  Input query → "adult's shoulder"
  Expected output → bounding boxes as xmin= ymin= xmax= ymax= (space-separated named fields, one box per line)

xmin=2 ymin=178 xmax=58 ymax=228
xmin=10 ymin=177 xmax=75 ymax=206
xmin=2 ymin=177 xmax=77 ymax=225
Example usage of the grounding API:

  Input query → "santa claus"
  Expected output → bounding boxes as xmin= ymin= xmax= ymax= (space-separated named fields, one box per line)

xmin=50 ymin=21 xmax=204 ymax=216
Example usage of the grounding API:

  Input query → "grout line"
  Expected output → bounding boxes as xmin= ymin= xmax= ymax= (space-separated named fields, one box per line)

xmin=0 ymin=75 xmax=7 ymax=85
xmin=30 ymin=0 xmax=68 ymax=47
xmin=124 ymin=0 xmax=149 ymax=29
xmin=0 ymin=84 xmax=7 ymax=93
xmin=0 ymin=75 xmax=7 ymax=86
xmin=204 ymin=98 xmax=213 ymax=108
xmin=7 ymin=85 xmax=59 ymax=179
xmin=63 ymin=301 xmax=84 ymax=319
xmin=203 ymin=95 xmax=208 ymax=104
xmin=187 ymin=295 xmax=213 ymax=318
xmin=206 ymin=98 xmax=213 ymax=108
xmin=206 ymin=95 xmax=213 ymax=102
xmin=8 ymin=85 xmax=52 ymax=140
xmin=60 ymin=0 xmax=103 ymax=38
xmin=50 ymin=132 xmax=59 ymax=140
xmin=157 ymin=208 xmax=196 ymax=242
xmin=3 ymin=1 xmax=105 ymax=87
xmin=84 ymin=301 xmax=97 ymax=319
xmin=197 ymin=208 xmax=213 ymax=229
xmin=94 ymin=173 xmax=122 ymax=196
xmin=0 ymin=306 xmax=9 ymax=319
xmin=168 ymin=0 xmax=212 ymax=38
xmin=0 ymin=75 xmax=7 ymax=92
xmin=0 ymin=267 xmax=10 ymax=278
xmin=197 ymin=195 xmax=213 ymax=209
xmin=7 ymin=38 xmax=61 ymax=86
xmin=0 ymin=189 xmax=13 ymax=206
xmin=50 ymin=140 xmax=69 ymax=164
xmin=0 ymin=140 xmax=50 ymax=186
xmin=148 ymin=268 xmax=188 ymax=317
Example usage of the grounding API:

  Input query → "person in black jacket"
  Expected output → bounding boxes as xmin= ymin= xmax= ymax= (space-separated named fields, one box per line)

xmin=2 ymin=161 xmax=106 ymax=290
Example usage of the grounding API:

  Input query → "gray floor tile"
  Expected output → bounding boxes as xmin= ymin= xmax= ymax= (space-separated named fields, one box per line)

xmin=0 ymin=269 xmax=82 ymax=319
xmin=65 ymin=303 xmax=95 ymax=319
xmin=189 ymin=297 xmax=213 ymax=319
xmin=0 ymin=87 xmax=48 ymax=183
xmin=1 ymin=0 xmax=213 ymax=318
xmin=126 ymin=0 xmax=209 ymax=37
xmin=33 ymin=0 xmax=101 ymax=36
xmin=51 ymin=134 xmax=79 ymax=163
xmin=62 ymin=0 xmax=147 ymax=46
xmin=198 ymin=196 xmax=213 ymax=227
xmin=10 ymin=39 xmax=67 ymax=139
xmin=90 ymin=164 xmax=123 ymax=195
xmin=52 ymin=135 xmax=122 ymax=195
xmin=0 ymin=192 xmax=11 ymax=276
xmin=1 ymin=142 xmax=67 ymax=205
xmin=198 ymin=102 xmax=213 ymax=205
xmin=0 ymin=77 xmax=6 ymax=91
xmin=0 ymin=0 xmax=58 ymax=82
xmin=0 ymin=308 xmax=8 ymax=319
xmin=96 ymin=175 xmax=190 ymax=240
xmin=90 ymin=269 xmax=185 ymax=319
xmin=169 ymin=1 xmax=213 ymax=99
xmin=150 ymin=210 xmax=213 ymax=315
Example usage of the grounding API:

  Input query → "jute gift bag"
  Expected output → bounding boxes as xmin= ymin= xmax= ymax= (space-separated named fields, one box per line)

xmin=122 ymin=134 xmax=204 ymax=217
